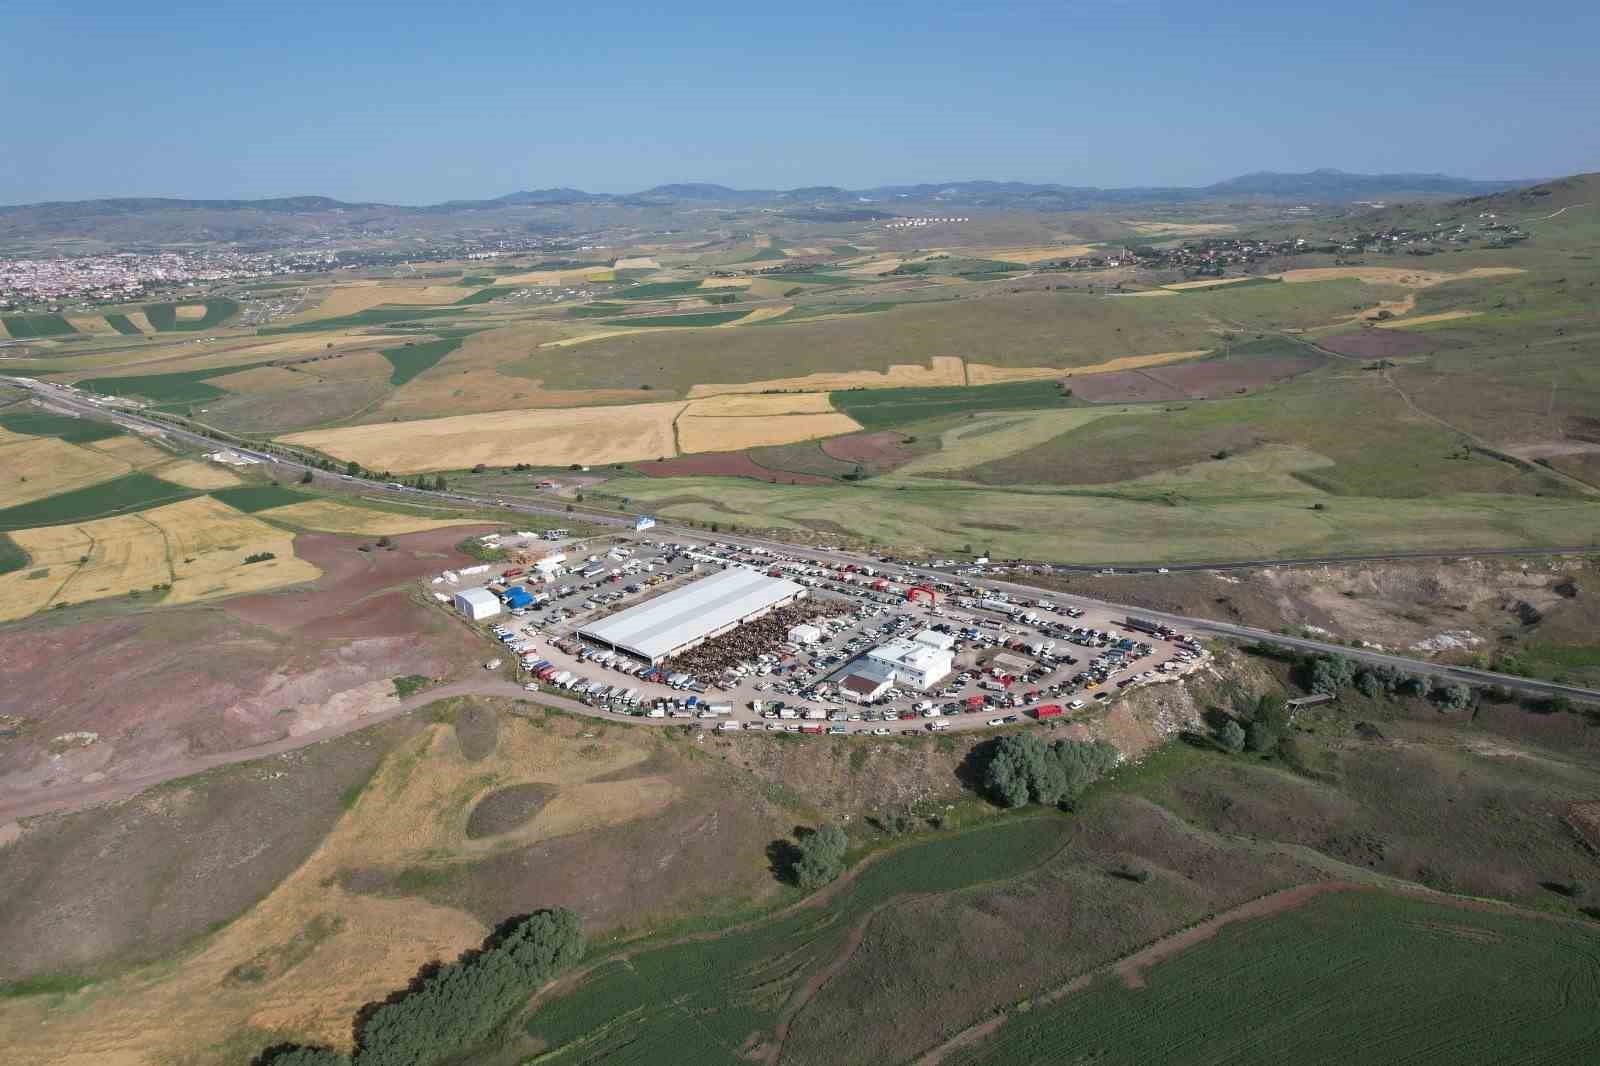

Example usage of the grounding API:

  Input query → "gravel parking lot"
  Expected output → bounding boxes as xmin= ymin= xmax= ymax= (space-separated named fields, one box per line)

xmin=427 ymin=533 xmax=1208 ymax=737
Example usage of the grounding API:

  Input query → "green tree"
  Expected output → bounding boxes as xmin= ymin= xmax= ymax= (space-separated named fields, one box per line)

xmin=345 ymin=460 xmax=360 ymax=477
xmin=793 ymin=823 xmax=848 ymax=889
xmin=1220 ymin=719 xmax=1246 ymax=753
xmin=261 ymin=1049 xmax=349 ymax=1066
xmin=299 ymin=469 xmax=314 ymax=484
xmin=433 ymin=475 xmax=447 ymax=491
xmin=982 ymin=735 xmax=1118 ymax=808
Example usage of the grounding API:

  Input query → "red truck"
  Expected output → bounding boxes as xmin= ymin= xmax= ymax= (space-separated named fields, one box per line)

xmin=1033 ymin=705 xmax=1063 ymax=720
xmin=502 ymin=567 xmax=524 ymax=579
xmin=799 ymin=724 xmax=824 ymax=735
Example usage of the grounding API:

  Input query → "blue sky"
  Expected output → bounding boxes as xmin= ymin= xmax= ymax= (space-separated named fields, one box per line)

xmin=2 ymin=0 xmax=1596 ymax=205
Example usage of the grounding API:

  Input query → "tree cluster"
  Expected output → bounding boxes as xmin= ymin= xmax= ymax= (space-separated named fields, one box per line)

xmin=259 ymin=909 xmax=585 ymax=1066
xmin=982 ymin=734 xmax=1120 ymax=809
xmin=792 ymin=823 xmax=848 ymax=890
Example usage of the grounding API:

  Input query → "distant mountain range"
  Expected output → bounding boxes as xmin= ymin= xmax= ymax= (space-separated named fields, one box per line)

xmin=0 ymin=170 xmax=1545 ymax=251
xmin=0 ymin=169 xmax=1535 ymax=218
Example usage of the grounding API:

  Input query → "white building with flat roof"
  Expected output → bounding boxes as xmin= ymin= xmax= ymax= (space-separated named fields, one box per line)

xmin=912 ymin=628 xmax=956 ymax=652
xmin=453 ymin=586 xmax=502 ymax=622
xmin=578 ymin=565 xmax=805 ymax=664
xmin=865 ymin=636 xmax=953 ymax=689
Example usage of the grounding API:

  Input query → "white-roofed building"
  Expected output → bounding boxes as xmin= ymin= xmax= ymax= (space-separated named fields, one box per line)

xmin=453 ymin=587 xmax=502 ymax=622
xmin=788 ymin=622 xmax=823 ymax=645
xmin=865 ymin=636 xmax=953 ymax=689
xmin=578 ymin=566 xmax=805 ymax=664
xmin=912 ymin=628 xmax=955 ymax=652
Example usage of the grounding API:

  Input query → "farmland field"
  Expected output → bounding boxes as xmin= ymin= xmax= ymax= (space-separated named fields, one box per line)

xmin=141 ymin=298 xmax=240 ymax=332
xmin=832 ymin=380 xmax=1073 ymax=430
xmin=1 ymin=314 xmax=79 ymax=338
xmin=0 ymin=471 xmax=197 ymax=531
xmin=944 ymin=889 xmax=1600 ymax=1066
xmin=258 ymin=304 xmax=470 ymax=334
xmin=73 ymin=362 xmax=269 ymax=405
xmin=522 ymin=814 xmax=1070 ymax=1064
xmin=102 ymin=313 xmax=143 ymax=335
xmin=603 ymin=308 xmax=752 ymax=327
xmin=378 ymin=336 xmax=464 ymax=385
xmin=208 ymin=484 xmax=310 ymax=513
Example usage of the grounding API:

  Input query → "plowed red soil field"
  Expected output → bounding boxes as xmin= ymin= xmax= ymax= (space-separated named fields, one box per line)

xmin=1317 ymin=330 xmax=1439 ymax=359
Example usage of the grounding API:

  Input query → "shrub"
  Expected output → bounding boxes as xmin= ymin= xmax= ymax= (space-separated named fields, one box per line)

xmin=1219 ymin=720 xmax=1246 ymax=753
xmin=792 ymin=822 xmax=849 ymax=889
xmin=243 ymin=551 xmax=276 ymax=564
xmin=982 ymin=734 xmax=1119 ymax=808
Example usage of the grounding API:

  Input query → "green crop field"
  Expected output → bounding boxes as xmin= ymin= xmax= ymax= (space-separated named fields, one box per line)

xmin=102 ymin=313 xmax=143 ymax=335
xmin=605 ymin=309 xmax=752 ymax=327
xmin=833 ymin=380 xmax=1072 ymax=430
xmin=0 ymin=533 xmax=29 ymax=575
xmin=458 ymin=275 xmax=493 ymax=286
xmin=742 ymin=241 xmax=787 ymax=262
xmin=208 ymin=484 xmax=310 ymax=513
xmin=258 ymin=305 xmax=469 ymax=335
xmin=74 ymin=362 xmax=269 ymax=405
xmin=523 ymin=814 xmax=1069 ymax=1064
xmin=454 ymin=286 xmax=515 ymax=305
xmin=380 ymin=337 xmax=464 ymax=386
xmin=0 ymin=473 xmax=197 ymax=532
xmin=947 ymin=890 xmax=1600 ymax=1066
xmin=750 ymin=271 xmax=865 ymax=285
xmin=613 ymin=280 xmax=708 ymax=300
xmin=2 ymin=314 xmax=78 ymax=339
xmin=141 ymin=298 xmax=240 ymax=332
xmin=0 ymin=409 xmax=123 ymax=444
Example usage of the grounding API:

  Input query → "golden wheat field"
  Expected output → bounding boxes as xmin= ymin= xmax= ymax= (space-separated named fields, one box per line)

xmin=686 ymin=355 xmax=968 ymax=398
xmin=0 ymin=497 xmax=318 ymax=622
xmin=0 ymin=437 xmax=132 ymax=509
xmin=282 ymin=402 xmax=687 ymax=471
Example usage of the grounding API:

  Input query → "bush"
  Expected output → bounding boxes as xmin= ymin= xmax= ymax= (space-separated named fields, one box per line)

xmin=792 ymin=822 xmax=848 ymax=889
xmin=243 ymin=551 xmax=276 ymax=564
xmin=982 ymin=734 xmax=1119 ymax=808
xmin=259 ymin=910 xmax=584 ymax=1066
xmin=1219 ymin=720 xmax=1246 ymax=753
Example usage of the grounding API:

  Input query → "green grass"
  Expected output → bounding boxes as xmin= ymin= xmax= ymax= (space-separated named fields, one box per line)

xmin=380 ymin=337 xmax=464 ymax=386
xmin=141 ymin=298 xmax=240 ymax=332
xmin=564 ymin=302 xmax=632 ymax=319
xmin=604 ymin=309 xmax=752 ymax=328
xmin=455 ymin=286 xmax=516 ymax=305
xmin=832 ymin=380 xmax=1073 ymax=431
xmin=0 ymin=533 xmax=29 ymax=574
xmin=2 ymin=314 xmax=79 ymax=338
xmin=208 ymin=484 xmax=309 ymax=513
xmin=612 ymin=280 xmax=709 ymax=300
xmin=0 ymin=409 xmax=122 ymax=443
xmin=0 ymin=473 xmax=197 ymax=532
xmin=103 ymin=313 xmax=142 ymax=335
xmin=524 ymin=814 xmax=1068 ymax=1063
xmin=751 ymin=272 xmax=863 ymax=285
xmin=74 ymin=362 xmax=269 ymax=405
xmin=0 ymin=972 xmax=97 ymax=999
xmin=742 ymin=241 xmax=787 ymax=262
xmin=258 ymin=305 xmax=469 ymax=335
xmin=392 ymin=674 xmax=433 ymax=699
xmin=947 ymin=890 xmax=1600 ymax=1066
xmin=459 ymin=275 xmax=494 ymax=286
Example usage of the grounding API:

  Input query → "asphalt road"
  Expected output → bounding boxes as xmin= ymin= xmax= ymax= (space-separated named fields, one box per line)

xmin=10 ymin=377 xmax=1600 ymax=710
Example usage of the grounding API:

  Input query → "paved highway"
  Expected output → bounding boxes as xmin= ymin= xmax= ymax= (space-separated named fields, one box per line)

xmin=9 ymin=377 xmax=1600 ymax=708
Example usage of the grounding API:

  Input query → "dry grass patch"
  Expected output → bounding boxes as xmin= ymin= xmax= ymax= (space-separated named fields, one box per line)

xmin=155 ymin=496 xmax=319 ymax=605
xmin=1163 ymin=277 xmax=1263 ymax=291
xmin=1113 ymin=288 xmax=1179 ymax=297
xmin=1275 ymin=266 xmax=1525 ymax=286
xmin=174 ymin=304 xmax=209 ymax=322
xmin=686 ymin=355 xmax=968 ymax=398
xmin=683 ymin=393 xmax=841 ymax=417
xmin=283 ymin=402 xmax=687 ymax=472
xmin=1121 ymin=221 xmax=1237 ymax=236
xmin=152 ymin=459 xmax=241 ymax=490
xmin=613 ymin=256 xmax=660 ymax=270
xmin=700 ymin=277 xmax=752 ymax=289
xmin=975 ymin=243 xmax=1098 ymax=263
xmin=261 ymin=500 xmax=482 ymax=535
xmin=893 ymin=407 xmax=1159 ymax=478
xmin=0 ymin=717 xmax=671 ymax=1064
xmin=0 ymin=438 xmax=133 ymax=509
xmin=724 ymin=304 xmax=792 ymax=325
xmin=65 ymin=315 xmax=118 ymax=336
xmin=81 ymin=434 xmax=173 ymax=467
xmin=677 ymin=411 xmax=861 ymax=454
xmin=1375 ymin=310 xmax=1484 ymax=329
xmin=206 ymin=365 xmax=312 ymax=393
xmin=289 ymin=282 xmax=467 ymax=323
